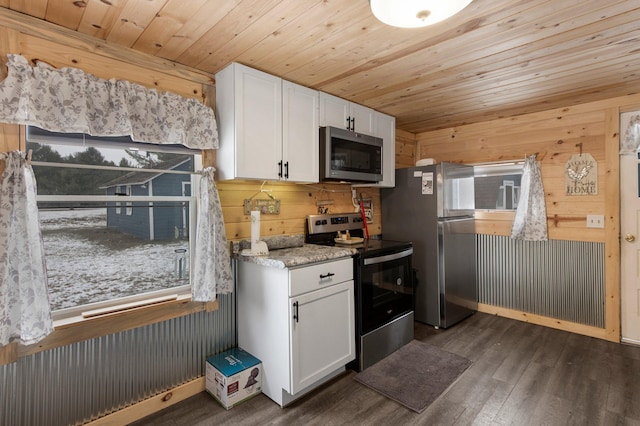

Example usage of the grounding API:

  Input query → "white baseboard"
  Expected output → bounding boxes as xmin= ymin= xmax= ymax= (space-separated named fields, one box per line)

xmin=621 ymin=337 xmax=640 ymax=346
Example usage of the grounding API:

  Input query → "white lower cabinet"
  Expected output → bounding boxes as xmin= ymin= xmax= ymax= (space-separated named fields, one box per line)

xmin=237 ymin=257 xmax=355 ymax=407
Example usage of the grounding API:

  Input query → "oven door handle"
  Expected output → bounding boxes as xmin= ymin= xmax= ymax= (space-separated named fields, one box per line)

xmin=363 ymin=248 xmax=413 ymax=265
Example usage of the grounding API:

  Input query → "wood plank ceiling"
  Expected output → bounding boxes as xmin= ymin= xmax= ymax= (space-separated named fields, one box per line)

xmin=2 ymin=0 xmax=640 ymax=134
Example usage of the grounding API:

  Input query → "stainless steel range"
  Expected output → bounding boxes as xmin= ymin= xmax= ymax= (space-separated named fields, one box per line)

xmin=306 ymin=213 xmax=414 ymax=371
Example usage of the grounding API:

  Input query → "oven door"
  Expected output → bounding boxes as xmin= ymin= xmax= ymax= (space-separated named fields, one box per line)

xmin=359 ymin=248 xmax=414 ymax=335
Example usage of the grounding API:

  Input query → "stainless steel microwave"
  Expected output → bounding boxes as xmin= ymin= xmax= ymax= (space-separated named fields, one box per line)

xmin=319 ymin=126 xmax=383 ymax=183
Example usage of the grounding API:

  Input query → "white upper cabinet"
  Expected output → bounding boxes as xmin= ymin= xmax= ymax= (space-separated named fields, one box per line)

xmin=319 ymin=92 xmax=375 ymax=134
xmin=215 ymin=63 xmax=281 ymax=181
xmin=349 ymin=103 xmax=376 ymax=135
xmin=319 ymin=92 xmax=350 ymax=130
xmin=351 ymin=111 xmax=396 ymax=188
xmin=215 ymin=63 xmax=319 ymax=183
xmin=374 ymin=111 xmax=396 ymax=187
xmin=282 ymin=81 xmax=319 ymax=183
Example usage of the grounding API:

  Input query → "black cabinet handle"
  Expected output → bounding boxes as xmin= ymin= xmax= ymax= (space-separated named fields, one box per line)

xmin=284 ymin=161 xmax=289 ymax=179
xmin=293 ymin=301 xmax=299 ymax=323
xmin=346 ymin=116 xmax=351 ymax=130
xmin=350 ymin=117 xmax=355 ymax=131
xmin=319 ymin=272 xmax=335 ymax=279
xmin=278 ymin=160 xmax=283 ymax=178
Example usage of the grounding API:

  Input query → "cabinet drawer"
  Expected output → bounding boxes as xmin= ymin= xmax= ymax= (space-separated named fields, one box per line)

xmin=289 ymin=258 xmax=353 ymax=297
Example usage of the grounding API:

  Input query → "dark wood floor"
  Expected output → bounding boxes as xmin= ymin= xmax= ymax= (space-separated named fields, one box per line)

xmin=132 ymin=313 xmax=640 ymax=425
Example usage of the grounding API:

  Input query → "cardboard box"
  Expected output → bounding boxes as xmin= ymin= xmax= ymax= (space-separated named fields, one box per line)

xmin=205 ymin=348 xmax=262 ymax=409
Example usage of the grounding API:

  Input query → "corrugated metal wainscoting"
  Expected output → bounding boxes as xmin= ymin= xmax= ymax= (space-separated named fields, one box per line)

xmin=476 ymin=235 xmax=605 ymax=328
xmin=0 ymin=293 xmax=236 ymax=426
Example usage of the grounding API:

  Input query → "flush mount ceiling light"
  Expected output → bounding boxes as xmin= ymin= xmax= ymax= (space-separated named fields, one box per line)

xmin=370 ymin=0 xmax=474 ymax=28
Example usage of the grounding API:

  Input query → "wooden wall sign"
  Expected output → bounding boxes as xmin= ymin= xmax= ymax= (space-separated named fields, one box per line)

xmin=565 ymin=153 xmax=597 ymax=196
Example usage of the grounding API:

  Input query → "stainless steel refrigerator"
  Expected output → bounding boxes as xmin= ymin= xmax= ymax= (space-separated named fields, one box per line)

xmin=381 ymin=162 xmax=477 ymax=328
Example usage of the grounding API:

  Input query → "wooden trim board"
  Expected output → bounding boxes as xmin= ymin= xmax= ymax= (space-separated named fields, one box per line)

xmin=478 ymin=303 xmax=616 ymax=342
xmin=9 ymin=298 xmax=218 ymax=363
xmin=86 ymin=377 xmax=206 ymax=426
xmin=603 ymin=107 xmax=621 ymax=342
xmin=0 ymin=7 xmax=213 ymax=86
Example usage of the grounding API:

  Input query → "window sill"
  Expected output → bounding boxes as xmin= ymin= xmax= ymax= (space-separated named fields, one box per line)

xmin=3 ymin=294 xmax=218 ymax=364
xmin=475 ymin=210 xmax=516 ymax=220
xmin=475 ymin=210 xmax=516 ymax=237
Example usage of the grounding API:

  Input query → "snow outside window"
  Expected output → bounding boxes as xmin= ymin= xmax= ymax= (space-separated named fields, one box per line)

xmin=26 ymin=126 xmax=202 ymax=318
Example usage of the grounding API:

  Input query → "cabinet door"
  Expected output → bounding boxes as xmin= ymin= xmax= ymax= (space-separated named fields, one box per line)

xmin=319 ymin=92 xmax=350 ymax=130
xmin=352 ymin=111 xmax=396 ymax=189
xmin=235 ymin=64 xmax=282 ymax=180
xmin=289 ymin=280 xmax=355 ymax=395
xmin=375 ymin=111 xmax=396 ymax=187
xmin=282 ymin=81 xmax=319 ymax=183
xmin=350 ymin=103 xmax=375 ymax=135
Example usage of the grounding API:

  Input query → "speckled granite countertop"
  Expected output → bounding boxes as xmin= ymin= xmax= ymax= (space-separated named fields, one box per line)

xmin=232 ymin=235 xmax=356 ymax=269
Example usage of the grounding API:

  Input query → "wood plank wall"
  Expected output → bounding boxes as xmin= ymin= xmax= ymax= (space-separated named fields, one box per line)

xmin=413 ymin=96 xmax=640 ymax=342
xmin=395 ymin=129 xmax=416 ymax=168
xmin=416 ymin=105 xmax=609 ymax=242
xmin=218 ymin=180 xmax=382 ymax=240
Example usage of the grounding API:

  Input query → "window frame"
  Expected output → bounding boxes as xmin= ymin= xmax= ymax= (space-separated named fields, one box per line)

xmin=125 ymin=184 xmax=133 ymax=215
xmin=25 ymin=126 xmax=204 ymax=323
xmin=0 ymin=125 xmax=219 ymax=365
xmin=115 ymin=185 xmax=122 ymax=214
xmin=473 ymin=161 xmax=524 ymax=212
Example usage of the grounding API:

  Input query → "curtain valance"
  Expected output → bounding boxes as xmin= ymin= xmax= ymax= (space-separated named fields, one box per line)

xmin=0 ymin=54 xmax=218 ymax=150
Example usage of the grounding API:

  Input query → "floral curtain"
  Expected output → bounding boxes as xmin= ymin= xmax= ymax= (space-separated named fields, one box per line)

xmin=0 ymin=52 xmax=229 ymax=326
xmin=0 ymin=151 xmax=53 ymax=345
xmin=621 ymin=114 xmax=640 ymax=155
xmin=0 ymin=54 xmax=218 ymax=150
xmin=191 ymin=167 xmax=233 ymax=301
xmin=511 ymin=154 xmax=548 ymax=241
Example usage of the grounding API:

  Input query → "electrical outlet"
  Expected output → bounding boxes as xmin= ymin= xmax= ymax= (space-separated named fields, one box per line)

xmin=361 ymin=199 xmax=373 ymax=223
xmin=586 ymin=214 xmax=604 ymax=228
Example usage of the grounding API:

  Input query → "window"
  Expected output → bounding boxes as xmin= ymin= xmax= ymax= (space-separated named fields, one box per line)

xmin=125 ymin=185 xmax=132 ymax=215
xmin=26 ymin=126 xmax=202 ymax=319
xmin=474 ymin=162 xmax=524 ymax=211
xmin=115 ymin=186 xmax=122 ymax=214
